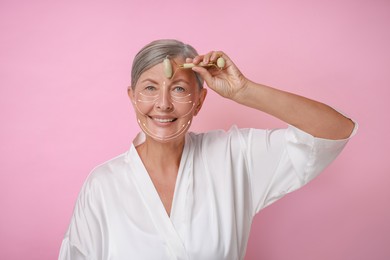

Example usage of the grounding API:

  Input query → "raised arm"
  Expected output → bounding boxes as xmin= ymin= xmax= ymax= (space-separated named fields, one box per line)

xmin=191 ymin=51 xmax=355 ymax=140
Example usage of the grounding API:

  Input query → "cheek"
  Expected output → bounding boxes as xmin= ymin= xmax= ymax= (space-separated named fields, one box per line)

xmin=133 ymin=92 xmax=158 ymax=115
xmin=173 ymin=100 xmax=195 ymax=116
xmin=171 ymin=93 xmax=197 ymax=116
xmin=134 ymin=100 xmax=153 ymax=115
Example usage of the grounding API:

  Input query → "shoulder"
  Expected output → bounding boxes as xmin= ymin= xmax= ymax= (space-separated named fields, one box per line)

xmin=83 ymin=152 xmax=128 ymax=190
xmin=188 ymin=125 xmax=273 ymax=148
xmin=188 ymin=125 xmax=248 ymax=143
xmin=187 ymin=126 xmax=273 ymax=159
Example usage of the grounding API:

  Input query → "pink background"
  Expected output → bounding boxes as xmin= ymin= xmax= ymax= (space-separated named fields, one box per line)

xmin=1 ymin=0 xmax=389 ymax=259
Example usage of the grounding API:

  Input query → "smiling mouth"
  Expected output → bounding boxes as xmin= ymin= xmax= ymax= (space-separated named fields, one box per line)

xmin=150 ymin=117 xmax=177 ymax=123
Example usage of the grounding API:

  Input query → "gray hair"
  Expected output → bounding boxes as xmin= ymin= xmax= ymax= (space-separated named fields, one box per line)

xmin=130 ymin=39 xmax=204 ymax=90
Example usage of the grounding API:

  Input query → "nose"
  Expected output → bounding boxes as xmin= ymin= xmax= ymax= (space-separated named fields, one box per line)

xmin=155 ymin=88 xmax=173 ymax=111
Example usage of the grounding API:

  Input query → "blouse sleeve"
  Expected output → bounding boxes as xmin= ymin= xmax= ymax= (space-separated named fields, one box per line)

xmin=248 ymin=122 xmax=357 ymax=215
xmin=58 ymin=175 xmax=105 ymax=260
xmin=58 ymin=236 xmax=90 ymax=260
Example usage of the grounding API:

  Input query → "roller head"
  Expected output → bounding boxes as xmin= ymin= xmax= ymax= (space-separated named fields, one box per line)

xmin=163 ymin=57 xmax=173 ymax=78
xmin=216 ymin=57 xmax=225 ymax=69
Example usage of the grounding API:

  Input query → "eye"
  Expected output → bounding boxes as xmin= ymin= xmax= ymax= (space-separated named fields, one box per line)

xmin=145 ymin=85 xmax=156 ymax=91
xmin=173 ymin=86 xmax=185 ymax=93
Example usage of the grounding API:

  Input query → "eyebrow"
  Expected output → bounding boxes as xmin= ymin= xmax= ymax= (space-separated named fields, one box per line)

xmin=171 ymin=79 xmax=191 ymax=85
xmin=140 ymin=79 xmax=159 ymax=85
xmin=171 ymin=74 xmax=196 ymax=84
xmin=140 ymin=78 xmax=191 ymax=86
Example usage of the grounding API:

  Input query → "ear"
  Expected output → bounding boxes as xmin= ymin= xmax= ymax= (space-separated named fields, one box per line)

xmin=194 ymin=88 xmax=207 ymax=116
xmin=127 ymin=87 xmax=135 ymax=104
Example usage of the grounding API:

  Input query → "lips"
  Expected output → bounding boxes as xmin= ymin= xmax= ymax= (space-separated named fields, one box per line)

xmin=150 ymin=117 xmax=177 ymax=123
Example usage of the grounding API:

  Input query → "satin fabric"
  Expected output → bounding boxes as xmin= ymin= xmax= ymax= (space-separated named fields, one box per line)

xmin=59 ymin=124 xmax=356 ymax=260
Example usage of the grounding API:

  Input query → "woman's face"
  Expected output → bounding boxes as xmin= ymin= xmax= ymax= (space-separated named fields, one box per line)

xmin=129 ymin=58 xmax=207 ymax=143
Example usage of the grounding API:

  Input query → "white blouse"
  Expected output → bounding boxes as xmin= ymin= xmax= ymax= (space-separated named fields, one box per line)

xmin=59 ymin=125 xmax=356 ymax=260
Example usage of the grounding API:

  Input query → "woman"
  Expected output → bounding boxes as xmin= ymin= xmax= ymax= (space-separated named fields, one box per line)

xmin=59 ymin=39 xmax=356 ymax=259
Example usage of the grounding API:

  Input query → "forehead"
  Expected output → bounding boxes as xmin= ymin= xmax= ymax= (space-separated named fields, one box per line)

xmin=136 ymin=58 xmax=197 ymax=86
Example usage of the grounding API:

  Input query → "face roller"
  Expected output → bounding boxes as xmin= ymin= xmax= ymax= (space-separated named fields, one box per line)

xmin=163 ymin=56 xmax=226 ymax=79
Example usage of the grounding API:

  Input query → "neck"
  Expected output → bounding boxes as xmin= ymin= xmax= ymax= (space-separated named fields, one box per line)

xmin=136 ymin=135 xmax=185 ymax=173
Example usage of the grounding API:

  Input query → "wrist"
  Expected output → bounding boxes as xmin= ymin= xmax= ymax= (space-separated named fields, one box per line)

xmin=231 ymin=78 xmax=257 ymax=103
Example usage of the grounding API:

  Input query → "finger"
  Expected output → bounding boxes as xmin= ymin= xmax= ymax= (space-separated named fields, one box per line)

xmin=210 ymin=51 xmax=224 ymax=62
xmin=192 ymin=55 xmax=204 ymax=65
xmin=202 ymin=51 xmax=214 ymax=64
xmin=185 ymin=57 xmax=193 ymax=63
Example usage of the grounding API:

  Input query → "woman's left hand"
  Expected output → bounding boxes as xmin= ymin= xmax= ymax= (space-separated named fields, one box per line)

xmin=189 ymin=51 xmax=249 ymax=100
